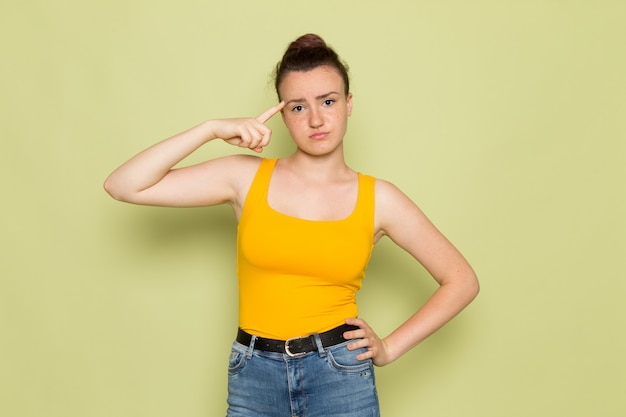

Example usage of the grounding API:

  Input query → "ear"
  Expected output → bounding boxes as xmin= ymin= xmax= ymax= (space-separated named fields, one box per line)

xmin=346 ymin=93 xmax=353 ymax=116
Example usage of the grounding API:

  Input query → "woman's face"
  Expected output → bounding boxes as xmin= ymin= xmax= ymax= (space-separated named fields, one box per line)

xmin=278 ymin=65 xmax=352 ymax=157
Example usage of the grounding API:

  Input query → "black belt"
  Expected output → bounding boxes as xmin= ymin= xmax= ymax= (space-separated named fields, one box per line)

xmin=236 ymin=324 xmax=359 ymax=357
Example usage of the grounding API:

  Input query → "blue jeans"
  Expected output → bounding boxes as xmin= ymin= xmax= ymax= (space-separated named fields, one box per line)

xmin=226 ymin=333 xmax=380 ymax=417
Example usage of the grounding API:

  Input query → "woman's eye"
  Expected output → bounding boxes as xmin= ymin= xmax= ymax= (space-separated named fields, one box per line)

xmin=292 ymin=105 xmax=304 ymax=112
xmin=323 ymin=99 xmax=335 ymax=106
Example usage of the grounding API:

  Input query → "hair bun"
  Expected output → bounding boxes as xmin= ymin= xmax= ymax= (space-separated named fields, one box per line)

xmin=288 ymin=33 xmax=327 ymax=50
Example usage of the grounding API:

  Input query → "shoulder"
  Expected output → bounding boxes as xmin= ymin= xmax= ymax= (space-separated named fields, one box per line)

xmin=355 ymin=173 xmax=411 ymax=211
xmin=214 ymin=155 xmax=268 ymax=215
xmin=373 ymin=178 xmax=412 ymax=207
xmin=187 ymin=154 xmax=265 ymax=208
xmin=372 ymin=177 xmax=428 ymax=240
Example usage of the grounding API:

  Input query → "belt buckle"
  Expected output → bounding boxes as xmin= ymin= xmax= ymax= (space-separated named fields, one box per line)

xmin=284 ymin=336 xmax=306 ymax=357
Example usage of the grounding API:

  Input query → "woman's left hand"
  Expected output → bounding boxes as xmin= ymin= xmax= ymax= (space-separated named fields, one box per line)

xmin=343 ymin=317 xmax=393 ymax=366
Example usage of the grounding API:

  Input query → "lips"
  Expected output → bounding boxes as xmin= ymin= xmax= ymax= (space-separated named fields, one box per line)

xmin=309 ymin=131 xmax=329 ymax=140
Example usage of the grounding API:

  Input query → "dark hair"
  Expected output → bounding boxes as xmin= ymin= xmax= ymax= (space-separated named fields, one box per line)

xmin=274 ymin=34 xmax=350 ymax=99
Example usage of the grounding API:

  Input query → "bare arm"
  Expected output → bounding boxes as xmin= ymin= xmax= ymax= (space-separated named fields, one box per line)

xmin=103 ymin=102 xmax=284 ymax=208
xmin=345 ymin=179 xmax=479 ymax=366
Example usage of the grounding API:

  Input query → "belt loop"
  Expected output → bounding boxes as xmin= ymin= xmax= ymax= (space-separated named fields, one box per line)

xmin=312 ymin=333 xmax=326 ymax=358
xmin=246 ymin=334 xmax=257 ymax=359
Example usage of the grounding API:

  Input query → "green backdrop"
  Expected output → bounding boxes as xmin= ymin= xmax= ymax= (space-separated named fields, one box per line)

xmin=2 ymin=1 xmax=624 ymax=416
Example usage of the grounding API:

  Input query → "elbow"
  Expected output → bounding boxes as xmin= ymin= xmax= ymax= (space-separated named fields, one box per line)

xmin=103 ymin=178 xmax=115 ymax=198
xmin=103 ymin=177 xmax=119 ymax=200
xmin=471 ymin=281 xmax=480 ymax=302
xmin=103 ymin=176 xmax=130 ymax=202
xmin=447 ymin=268 xmax=479 ymax=304
xmin=439 ymin=269 xmax=479 ymax=306
xmin=465 ymin=271 xmax=480 ymax=302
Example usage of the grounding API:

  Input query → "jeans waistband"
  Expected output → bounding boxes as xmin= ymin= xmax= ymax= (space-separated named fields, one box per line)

xmin=236 ymin=324 xmax=359 ymax=357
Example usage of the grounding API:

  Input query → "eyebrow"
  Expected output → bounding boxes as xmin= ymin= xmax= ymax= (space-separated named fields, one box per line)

xmin=284 ymin=91 xmax=340 ymax=106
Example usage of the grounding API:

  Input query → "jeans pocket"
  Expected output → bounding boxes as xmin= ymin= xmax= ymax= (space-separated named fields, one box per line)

xmin=326 ymin=342 xmax=372 ymax=374
xmin=227 ymin=343 xmax=248 ymax=376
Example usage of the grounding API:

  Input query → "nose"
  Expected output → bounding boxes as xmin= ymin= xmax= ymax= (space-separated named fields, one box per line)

xmin=308 ymin=107 xmax=323 ymax=128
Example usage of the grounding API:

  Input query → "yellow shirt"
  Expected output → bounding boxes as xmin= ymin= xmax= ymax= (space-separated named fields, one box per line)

xmin=237 ymin=158 xmax=375 ymax=339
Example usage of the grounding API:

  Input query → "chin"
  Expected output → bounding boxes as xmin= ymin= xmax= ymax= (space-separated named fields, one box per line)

xmin=300 ymin=143 xmax=343 ymax=157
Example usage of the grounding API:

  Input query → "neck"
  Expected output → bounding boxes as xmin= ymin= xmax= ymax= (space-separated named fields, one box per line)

xmin=282 ymin=147 xmax=352 ymax=182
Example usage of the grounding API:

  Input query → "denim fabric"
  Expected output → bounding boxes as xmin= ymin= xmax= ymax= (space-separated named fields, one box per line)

xmin=226 ymin=334 xmax=380 ymax=417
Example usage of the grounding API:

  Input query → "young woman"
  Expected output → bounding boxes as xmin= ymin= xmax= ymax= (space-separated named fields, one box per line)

xmin=105 ymin=33 xmax=479 ymax=417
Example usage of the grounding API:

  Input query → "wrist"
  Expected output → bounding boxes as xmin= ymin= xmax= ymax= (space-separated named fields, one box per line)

xmin=199 ymin=119 xmax=221 ymax=143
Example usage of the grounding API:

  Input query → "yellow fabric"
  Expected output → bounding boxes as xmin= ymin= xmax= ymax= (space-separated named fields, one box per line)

xmin=237 ymin=158 xmax=375 ymax=339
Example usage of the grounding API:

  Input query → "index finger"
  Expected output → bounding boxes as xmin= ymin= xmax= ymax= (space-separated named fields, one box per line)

xmin=256 ymin=101 xmax=285 ymax=123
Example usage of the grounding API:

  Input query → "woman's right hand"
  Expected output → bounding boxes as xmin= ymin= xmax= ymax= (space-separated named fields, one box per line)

xmin=216 ymin=101 xmax=284 ymax=153
xmin=104 ymin=101 xmax=285 ymax=206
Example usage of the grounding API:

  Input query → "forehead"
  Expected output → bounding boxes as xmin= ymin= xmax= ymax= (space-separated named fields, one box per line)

xmin=278 ymin=66 xmax=345 ymax=99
